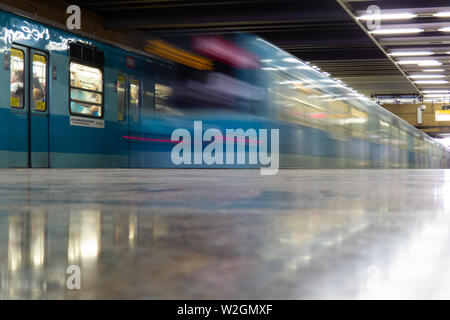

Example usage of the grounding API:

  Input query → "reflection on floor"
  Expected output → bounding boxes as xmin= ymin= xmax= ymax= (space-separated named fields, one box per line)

xmin=1 ymin=169 xmax=450 ymax=299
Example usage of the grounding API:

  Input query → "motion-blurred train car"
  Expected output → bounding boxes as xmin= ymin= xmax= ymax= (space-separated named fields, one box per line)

xmin=0 ymin=8 xmax=448 ymax=169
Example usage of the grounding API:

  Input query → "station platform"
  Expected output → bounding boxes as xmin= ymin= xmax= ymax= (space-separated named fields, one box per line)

xmin=1 ymin=169 xmax=450 ymax=299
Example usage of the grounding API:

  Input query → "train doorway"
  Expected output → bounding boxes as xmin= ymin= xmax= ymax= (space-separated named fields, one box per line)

xmin=9 ymin=45 xmax=49 ymax=168
xmin=128 ymin=77 xmax=142 ymax=168
xmin=117 ymin=74 xmax=142 ymax=168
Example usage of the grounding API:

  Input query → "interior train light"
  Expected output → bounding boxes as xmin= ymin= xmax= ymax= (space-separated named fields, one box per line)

xmin=439 ymin=27 xmax=450 ymax=32
xmin=390 ymin=51 xmax=433 ymax=56
xmin=423 ymin=69 xmax=445 ymax=72
xmin=358 ymin=13 xmax=417 ymax=20
xmin=370 ymin=28 xmax=423 ymax=35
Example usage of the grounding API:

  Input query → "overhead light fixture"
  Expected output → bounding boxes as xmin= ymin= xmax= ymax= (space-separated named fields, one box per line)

xmin=282 ymin=58 xmax=299 ymax=63
xmin=434 ymin=12 xmax=450 ymax=17
xmin=414 ymin=80 xmax=448 ymax=84
xmin=423 ymin=69 xmax=445 ymax=72
xmin=358 ymin=13 xmax=417 ymax=20
xmin=424 ymin=94 xmax=450 ymax=97
xmin=422 ymin=90 xmax=450 ymax=93
xmin=390 ymin=51 xmax=433 ymax=56
xmin=397 ymin=60 xmax=442 ymax=66
xmin=409 ymin=74 xmax=446 ymax=78
xmin=370 ymin=28 xmax=423 ymax=35
xmin=439 ymin=27 xmax=450 ymax=32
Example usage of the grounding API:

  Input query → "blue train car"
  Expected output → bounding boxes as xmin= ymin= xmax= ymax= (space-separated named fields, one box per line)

xmin=0 ymin=9 xmax=168 ymax=168
xmin=0 ymin=8 xmax=448 ymax=169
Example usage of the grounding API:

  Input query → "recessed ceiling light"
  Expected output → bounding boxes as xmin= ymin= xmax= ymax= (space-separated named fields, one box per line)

xmin=414 ymin=80 xmax=448 ymax=84
xmin=422 ymin=90 xmax=450 ymax=93
xmin=423 ymin=69 xmax=445 ymax=72
xmin=397 ymin=60 xmax=442 ymax=66
xmin=282 ymin=58 xmax=299 ymax=63
xmin=358 ymin=13 xmax=417 ymax=20
xmin=424 ymin=94 xmax=450 ymax=97
xmin=409 ymin=74 xmax=446 ymax=79
xmin=370 ymin=28 xmax=423 ymax=35
xmin=294 ymin=66 xmax=310 ymax=70
xmin=439 ymin=27 xmax=450 ymax=32
xmin=434 ymin=12 xmax=450 ymax=17
xmin=390 ymin=51 xmax=433 ymax=56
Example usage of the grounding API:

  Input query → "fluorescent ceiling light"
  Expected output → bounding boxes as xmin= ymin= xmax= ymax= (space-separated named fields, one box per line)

xmin=434 ymin=12 xmax=450 ymax=17
xmin=358 ymin=13 xmax=417 ymax=20
xmin=282 ymin=58 xmax=299 ymax=63
xmin=294 ymin=66 xmax=310 ymax=70
xmin=439 ymin=27 xmax=450 ymax=32
xmin=414 ymin=80 xmax=448 ymax=84
xmin=409 ymin=74 xmax=446 ymax=78
xmin=390 ymin=51 xmax=433 ymax=56
xmin=370 ymin=28 xmax=423 ymax=35
xmin=397 ymin=60 xmax=442 ymax=66
xmin=422 ymin=90 xmax=450 ymax=93
xmin=424 ymin=94 xmax=450 ymax=97
xmin=423 ymin=69 xmax=445 ymax=72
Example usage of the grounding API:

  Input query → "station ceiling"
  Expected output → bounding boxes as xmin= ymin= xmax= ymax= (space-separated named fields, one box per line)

xmin=73 ymin=0 xmax=450 ymax=99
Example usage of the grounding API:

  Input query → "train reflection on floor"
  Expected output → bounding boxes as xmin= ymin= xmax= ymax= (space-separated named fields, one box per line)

xmin=2 ymin=209 xmax=146 ymax=299
xmin=0 ymin=169 xmax=450 ymax=299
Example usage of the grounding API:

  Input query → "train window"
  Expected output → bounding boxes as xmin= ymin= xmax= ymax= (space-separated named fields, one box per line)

xmin=69 ymin=62 xmax=103 ymax=117
xmin=129 ymin=78 xmax=140 ymax=123
xmin=155 ymin=83 xmax=172 ymax=111
xmin=350 ymin=107 xmax=368 ymax=139
xmin=10 ymin=48 xmax=25 ymax=109
xmin=32 ymin=54 xmax=47 ymax=111
xmin=117 ymin=75 xmax=126 ymax=121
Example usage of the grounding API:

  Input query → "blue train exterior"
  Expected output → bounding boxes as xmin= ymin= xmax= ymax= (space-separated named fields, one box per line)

xmin=0 ymin=8 xmax=449 ymax=169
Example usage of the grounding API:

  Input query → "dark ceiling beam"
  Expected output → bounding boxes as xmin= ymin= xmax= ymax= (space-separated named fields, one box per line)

xmin=76 ymin=0 xmax=278 ymax=11
xmin=100 ymin=1 xmax=349 ymax=29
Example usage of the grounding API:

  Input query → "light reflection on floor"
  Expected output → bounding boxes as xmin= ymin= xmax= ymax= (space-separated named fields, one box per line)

xmin=0 ymin=169 xmax=450 ymax=299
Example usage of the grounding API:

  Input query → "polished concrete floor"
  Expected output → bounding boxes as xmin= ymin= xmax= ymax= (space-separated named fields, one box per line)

xmin=1 ymin=169 xmax=450 ymax=299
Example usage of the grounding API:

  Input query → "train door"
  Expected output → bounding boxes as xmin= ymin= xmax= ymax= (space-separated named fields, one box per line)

xmin=117 ymin=74 xmax=129 ymax=167
xmin=9 ymin=45 xmax=49 ymax=168
xmin=128 ymin=77 xmax=142 ymax=168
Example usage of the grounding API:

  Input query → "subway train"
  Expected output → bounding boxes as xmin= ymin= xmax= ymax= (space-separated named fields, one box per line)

xmin=0 ymin=8 xmax=449 ymax=169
